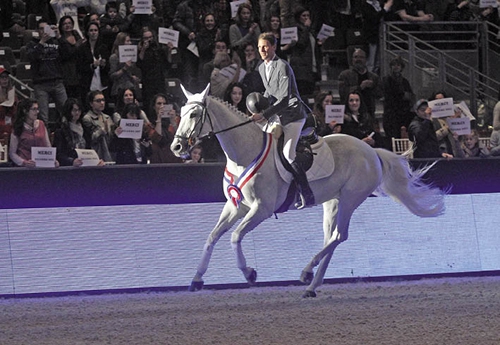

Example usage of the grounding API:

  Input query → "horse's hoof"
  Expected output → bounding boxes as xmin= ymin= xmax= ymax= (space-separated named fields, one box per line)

xmin=245 ymin=268 xmax=257 ymax=285
xmin=300 ymin=270 xmax=314 ymax=285
xmin=302 ymin=290 xmax=317 ymax=298
xmin=188 ymin=280 xmax=204 ymax=292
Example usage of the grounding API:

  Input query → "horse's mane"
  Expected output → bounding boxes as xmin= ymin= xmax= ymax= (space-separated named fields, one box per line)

xmin=207 ymin=95 xmax=250 ymax=123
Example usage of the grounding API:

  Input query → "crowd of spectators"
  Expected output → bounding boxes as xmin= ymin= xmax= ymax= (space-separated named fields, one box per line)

xmin=1 ymin=0 xmax=500 ymax=167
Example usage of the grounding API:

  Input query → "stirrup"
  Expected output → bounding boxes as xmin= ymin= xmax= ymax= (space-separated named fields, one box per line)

xmin=294 ymin=193 xmax=307 ymax=210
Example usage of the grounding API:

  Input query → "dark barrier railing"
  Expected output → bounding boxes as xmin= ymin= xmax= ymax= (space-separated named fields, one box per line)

xmin=2 ymin=158 xmax=500 ymax=210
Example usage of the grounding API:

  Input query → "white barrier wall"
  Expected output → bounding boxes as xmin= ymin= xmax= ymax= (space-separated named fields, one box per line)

xmin=1 ymin=193 xmax=499 ymax=296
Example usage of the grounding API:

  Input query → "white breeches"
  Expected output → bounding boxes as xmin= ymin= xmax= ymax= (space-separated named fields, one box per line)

xmin=282 ymin=119 xmax=305 ymax=163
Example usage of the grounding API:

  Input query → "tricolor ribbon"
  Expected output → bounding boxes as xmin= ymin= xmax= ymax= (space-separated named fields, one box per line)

xmin=224 ymin=132 xmax=273 ymax=208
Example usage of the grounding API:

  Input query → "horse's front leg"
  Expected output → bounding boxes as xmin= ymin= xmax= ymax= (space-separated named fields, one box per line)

xmin=230 ymin=202 xmax=273 ymax=284
xmin=190 ymin=201 xmax=248 ymax=291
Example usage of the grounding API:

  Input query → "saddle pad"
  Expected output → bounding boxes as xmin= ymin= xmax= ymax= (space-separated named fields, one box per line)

xmin=275 ymin=136 xmax=334 ymax=184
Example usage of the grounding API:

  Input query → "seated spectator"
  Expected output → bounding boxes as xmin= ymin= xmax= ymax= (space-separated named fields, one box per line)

xmin=224 ymin=82 xmax=248 ymax=114
xmin=210 ymin=51 xmax=242 ymax=99
xmin=144 ymin=93 xmax=183 ymax=164
xmin=26 ymin=18 xmax=68 ymax=126
xmin=382 ymin=55 xmax=415 ymax=139
xmin=136 ymin=27 xmax=171 ymax=118
xmin=196 ymin=13 xmax=223 ymax=83
xmin=9 ymin=98 xmax=58 ymax=167
xmin=112 ymin=87 xmax=149 ymax=125
xmin=408 ymin=99 xmax=452 ymax=159
xmin=109 ymin=33 xmax=142 ymax=103
xmin=229 ymin=3 xmax=261 ymax=61
xmin=338 ymin=48 xmax=381 ymax=123
xmin=184 ymin=144 xmax=204 ymax=163
xmin=112 ymin=103 xmax=151 ymax=164
xmin=310 ymin=91 xmax=340 ymax=137
xmin=53 ymin=98 xmax=105 ymax=166
xmin=0 ymin=68 xmax=17 ymax=144
xmin=77 ymin=21 xmax=111 ymax=104
xmin=339 ymin=91 xmax=384 ymax=148
xmin=460 ymin=129 xmax=490 ymax=158
xmin=82 ymin=90 xmax=115 ymax=162
xmin=58 ymin=15 xmax=85 ymax=99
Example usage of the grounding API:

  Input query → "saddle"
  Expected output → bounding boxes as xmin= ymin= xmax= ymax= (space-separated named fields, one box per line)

xmin=273 ymin=129 xmax=334 ymax=213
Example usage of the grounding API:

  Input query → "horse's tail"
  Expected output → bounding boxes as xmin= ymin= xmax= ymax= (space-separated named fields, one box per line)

xmin=374 ymin=148 xmax=446 ymax=217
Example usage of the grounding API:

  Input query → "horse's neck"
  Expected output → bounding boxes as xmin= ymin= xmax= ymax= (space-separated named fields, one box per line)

xmin=207 ymin=97 xmax=264 ymax=167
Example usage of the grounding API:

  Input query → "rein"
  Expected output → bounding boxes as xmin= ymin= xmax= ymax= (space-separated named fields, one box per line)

xmin=176 ymin=100 xmax=253 ymax=145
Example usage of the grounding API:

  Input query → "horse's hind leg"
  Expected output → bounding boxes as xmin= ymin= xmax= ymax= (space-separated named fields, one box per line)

xmin=302 ymin=198 xmax=359 ymax=297
xmin=190 ymin=201 xmax=247 ymax=291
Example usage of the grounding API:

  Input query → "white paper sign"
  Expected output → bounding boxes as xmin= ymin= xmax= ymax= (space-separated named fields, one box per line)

xmin=480 ymin=0 xmax=498 ymax=8
xmin=75 ymin=149 xmax=101 ymax=166
xmin=325 ymin=105 xmax=345 ymax=124
xmin=230 ymin=0 xmax=247 ymax=18
xmin=187 ymin=41 xmax=199 ymax=57
xmin=133 ymin=0 xmax=153 ymax=14
xmin=31 ymin=147 xmax=56 ymax=167
xmin=118 ymin=45 xmax=138 ymax=63
xmin=280 ymin=27 xmax=298 ymax=45
xmin=317 ymin=24 xmax=335 ymax=41
xmin=118 ymin=119 xmax=144 ymax=139
xmin=158 ymin=27 xmax=179 ymax=47
xmin=446 ymin=117 xmax=471 ymax=136
xmin=455 ymin=101 xmax=476 ymax=121
xmin=219 ymin=64 xmax=246 ymax=82
xmin=429 ymin=97 xmax=454 ymax=118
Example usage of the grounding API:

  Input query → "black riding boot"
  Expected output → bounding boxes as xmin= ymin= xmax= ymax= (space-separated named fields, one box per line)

xmin=291 ymin=161 xmax=315 ymax=209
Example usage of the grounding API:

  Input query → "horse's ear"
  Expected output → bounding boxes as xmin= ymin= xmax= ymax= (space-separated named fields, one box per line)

xmin=180 ymin=84 xmax=193 ymax=99
xmin=200 ymin=84 xmax=210 ymax=100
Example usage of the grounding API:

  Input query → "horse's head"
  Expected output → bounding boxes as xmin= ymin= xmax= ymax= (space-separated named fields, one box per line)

xmin=170 ymin=84 xmax=211 ymax=159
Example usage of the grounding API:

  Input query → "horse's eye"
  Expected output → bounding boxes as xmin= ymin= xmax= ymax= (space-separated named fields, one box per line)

xmin=190 ymin=112 xmax=197 ymax=118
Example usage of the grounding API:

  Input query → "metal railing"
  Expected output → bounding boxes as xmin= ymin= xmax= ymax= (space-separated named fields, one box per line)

xmin=381 ymin=21 xmax=499 ymax=127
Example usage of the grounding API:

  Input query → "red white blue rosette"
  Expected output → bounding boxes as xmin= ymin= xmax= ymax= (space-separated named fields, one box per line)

xmin=227 ymin=184 xmax=244 ymax=207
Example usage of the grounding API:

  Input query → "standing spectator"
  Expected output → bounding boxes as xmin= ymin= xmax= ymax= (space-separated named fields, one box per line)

xmin=287 ymin=6 xmax=320 ymax=96
xmin=229 ymin=3 xmax=261 ymax=61
xmin=172 ymin=0 xmax=212 ymax=92
xmin=136 ymin=28 xmax=171 ymax=119
xmin=26 ymin=18 xmax=68 ymax=127
xmin=0 ymin=68 xmax=17 ymax=144
xmin=99 ymin=1 xmax=130 ymax=52
xmin=310 ymin=91 xmax=339 ymax=137
xmin=199 ymin=39 xmax=228 ymax=88
xmin=210 ymin=51 xmax=242 ymax=99
xmin=338 ymin=47 xmax=381 ymax=123
xmin=9 ymin=98 xmax=58 ymax=167
xmin=112 ymin=87 xmax=149 ymax=125
xmin=266 ymin=14 xmax=288 ymax=60
xmin=77 ymin=21 xmax=111 ymax=104
xmin=382 ymin=55 xmax=415 ymax=139
xmin=50 ymin=0 xmax=87 ymax=37
xmin=408 ymin=99 xmax=452 ymax=159
xmin=460 ymin=129 xmax=490 ymax=158
xmin=108 ymin=33 xmax=142 ymax=102
xmin=82 ymin=90 xmax=115 ymax=162
xmin=360 ymin=0 xmax=393 ymax=74
xmin=240 ymin=41 xmax=264 ymax=94
xmin=196 ymin=13 xmax=223 ymax=90
xmin=386 ymin=0 xmax=434 ymax=24
xmin=58 ymin=15 xmax=85 ymax=99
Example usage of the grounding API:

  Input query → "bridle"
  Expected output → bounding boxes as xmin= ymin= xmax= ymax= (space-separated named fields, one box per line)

xmin=174 ymin=100 xmax=253 ymax=148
